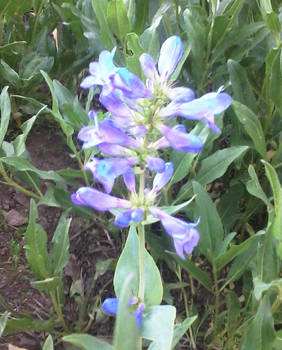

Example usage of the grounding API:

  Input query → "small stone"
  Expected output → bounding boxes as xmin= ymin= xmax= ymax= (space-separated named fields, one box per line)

xmin=7 ymin=209 xmax=26 ymax=226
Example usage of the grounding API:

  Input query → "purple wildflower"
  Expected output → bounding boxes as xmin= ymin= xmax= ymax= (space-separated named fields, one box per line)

xmin=149 ymin=207 xmax=200 ymax=259
xmin=102 ymin=297 xmax=145 ymax=328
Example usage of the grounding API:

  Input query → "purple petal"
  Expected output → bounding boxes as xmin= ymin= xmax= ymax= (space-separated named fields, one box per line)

xmin=167 ymin=87 xmax=195 ymax=103
xmin=178 ymin=92 xmax=232 ymax=118
xmin=102 ymin=297 xmax=144 ymax=328
xmin=146 ymin=156 xmax=166 ymax=173
xmin=110 ymin=68 xmax=152 ymax=99
xmin=114 ymin=208 xmax=143 ymax=227
xmin=71 ymin=187 xmax=130 ymax=211
xmin=129 ymin=126 xmax=148 ymax=137
xmin=96 ymin=50 xmax=116 ymax=78
xmin=153 ymin=162 xmax=174 ymax=192
xmin=133 ymin=303 xmax=145 ymax=328
xmin=139 ymin=53 xmax=157 ymax=80
xmin=151 ymin=136 xmax=170 ymax=150
xmin=158 ymin=36 xmax=183 ymax=80
xmin=158 ymin=124 xmax=203 ymax=153
xmin=102 ymin=298 xmax=119 ymax=314
xmin=80 ymin=75 xmax=99 ymax=89
xmin=123 ymin=169 xmax=136 ymax=193
xmin=149 ymin=207 xmax=200 ymax=259
xmin=85 ymin=157 xmax=137 ymax=193
xmin=78 ymin=119 xmax=133 ymax=149
xmin=159 ymin=101 xmax=180 ymax=118
xmin=88 ymin=110 xmax=98 ymax=122
xmin=99 ymin=88 xmax=134 ymax=128
xmin=98 ymin=143 xmax=131 ymax=156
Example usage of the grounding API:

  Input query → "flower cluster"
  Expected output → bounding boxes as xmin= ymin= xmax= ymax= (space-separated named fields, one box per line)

xmin=72 ymin=36 xmax=232 ymax=260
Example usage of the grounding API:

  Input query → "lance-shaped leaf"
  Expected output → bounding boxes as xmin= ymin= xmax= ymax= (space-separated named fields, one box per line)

xmin=114 ymin=225 xmax=163 ymax=306
xmin=107 ymin=0 xmax=131 ymax=42
xmin=142 ymin=305 xmax=176 ymax=350
xmin=177 ymin=146 xmax=248 ymax=202
xmin=49 ymin=211 xmax=71 ymax=275
xmin=232 ymin=101 xmax=266 ymax=159
xmin=24 ymin=199 xmax=50 ymax=280
xmin=0 ymin=86 xmax=11 ymax=147
xmin=63 ymin=334 xmax=113 ymax=350
xmin=113 ymin=274 xmax=138 ymax=350
xmin=42 ymin=335 xmax=54 ymax=350
xmin=193 ymin=181 xmax=224 ymax=263
xmin=242 ymin=295 xmax=276 ymax=350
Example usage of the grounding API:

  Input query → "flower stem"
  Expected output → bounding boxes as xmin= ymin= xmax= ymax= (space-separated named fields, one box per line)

xmin=138 ymin=221 xmax=146 ymax=301
xmin=50 ymin=290 xmax=69 ymax=333
xmin=0 ymin=163 xmax=41 ymax=200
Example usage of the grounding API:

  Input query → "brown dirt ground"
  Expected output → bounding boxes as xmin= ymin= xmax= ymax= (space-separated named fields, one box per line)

xmin=0 ymin=122 xmax=117 ymax=349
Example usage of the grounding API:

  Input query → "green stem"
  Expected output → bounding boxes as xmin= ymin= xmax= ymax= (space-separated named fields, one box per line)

xmin=178 ymin=266 xmax=196 ymax=349
xmin=212 ymin=264 xmax=220 ymax=337
xmin=25 ymin=171 xmax=44 ymax=198
xmin=0 ymin=163 xmax=41 ymax=200
xmin=50 ymin=290 xmax=69 ymax=333
xmin=31 ymin=0 xmax=46 ymax=42
xmin=138 ymin=221 xmax=146 ymax=302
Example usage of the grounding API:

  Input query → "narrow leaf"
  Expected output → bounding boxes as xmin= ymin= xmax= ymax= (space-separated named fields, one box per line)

xmin=63 ymin=334 xmax=113 ymax=350
xmin=193 ymin=181 xmax=224 ymax=262
xmin=232 ymin=101 xmax=266 ymax=158
xmin=0 ymin=86 xmax=11 ymax=147
xmin=24 ymin=200 xmax=50 ymax=279
xmin=142 ymin=305 xmax=176 ymax=350
xmin=50 ymin=212 xmax=71 ymax=275
xmin=114 ymin=226 xmax=163 ymax=306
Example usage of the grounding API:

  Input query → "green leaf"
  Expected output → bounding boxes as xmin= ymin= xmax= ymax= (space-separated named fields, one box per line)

xmin=107 ymin=0 xmax=131 ymax=42
xmin=246 ymin=165 xmax=270 ymax=207
xmin=140 ymin=29 xmax=159 ymax=61
xmin=50 ymin=211 xmax=71 ymax=275
xmin=91 ymin=0 xmax=116 ymax=49
xmin=269 ymin=47 xmax=282 ymax=115
xmin=172 ymin=315 xmax=197 ymax=348
xmin=172 ymin=253 xmax=213 ymax=292
xmin=214 ymin=233 xmax=258 ymax=271
xmin=0 ymin=86 xmax=11 ymax=147
xmin=177 ymin=146 xmax=248 ymax=202
xmin=63 ymin=334 xmax=113 ymax=350
xmin=24 ymin=199 xmax=50 ymax=280
xmin=113 ymin=274 xmax=138 ymax=350
xmin=42 ymin=335 xmax=54 ymax=350
xmin=183 ymin=8 xmax=206 ymax=82
xmin=125 ymin=32 xmax=144 ymax=76
xmin=193 ymin=181 xmax=224 ymax=262
xmin=253 ymin=277 xmax=282 ymax=300
xmin=0 ymin=311 xmax=8 ymax=337
xmin=13 ymin=106 xmax=46 ymax=156
xmin=261 ymin=160 xmax=282 ymax=215
xmin=262 ymin=160 xmax=282 ymax=254
xmin=242 ymin=295 xmax=276 ymax=350
xmin=228 ymin=59 xmax=257 ymax=113
xmin=114 ymin=226 xmax=163 ymax=306
xmin=21 ymin=54 xmax=54 ymax=80
xmin=232 ymin=101 xmax=267 ymax=158
xmin=32 ymin=277 xmax=61 ymax=292
xmin=0 ymin=156 xmax=65 ymax=185
xmin=226 ymin=290 xmax=241 ymax=332
xmin=142 ymin=197 xmax=196 ymax=225
xmin=142 ymin=305 xmax=176 ymax=350
xmin=169 ymin=122 xmax=210 ymax=186
xmin=134 ymin=0 xmax=149 ymax=34
xmin=4 ymin=317 xmax=53 ymax=335
xmin=0 ymin=60 xmax=21 ymax=89
xmin=222 ymin=231 xmax=264 ymax=289
xmin=256 ymin=229 xmax=279 ymax=283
